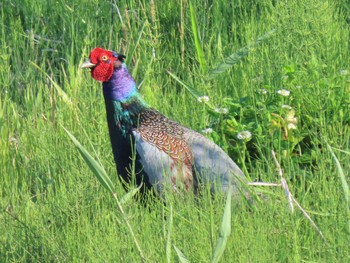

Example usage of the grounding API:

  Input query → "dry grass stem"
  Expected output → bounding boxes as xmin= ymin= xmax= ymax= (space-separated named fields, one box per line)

xmin=271 ymin=150 xmax=294 ymax=212
xmin=248 ymin=182 xmax=282 ymax=187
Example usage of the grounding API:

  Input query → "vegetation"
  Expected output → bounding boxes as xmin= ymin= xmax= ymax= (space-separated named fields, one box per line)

xmin=1 ymin=0 xmax=349 ymax=261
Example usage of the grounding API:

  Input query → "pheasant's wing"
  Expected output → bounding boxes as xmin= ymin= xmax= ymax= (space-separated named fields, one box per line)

xmin=133 ymin=109 xmax=246 ymax=195
xmin=183 ymin=128 xmax=246 ymax=195
xmin=132 ymin=130 xmax=176 ymax=193
xmin=132 ymin=110 xmax=195 ymax=193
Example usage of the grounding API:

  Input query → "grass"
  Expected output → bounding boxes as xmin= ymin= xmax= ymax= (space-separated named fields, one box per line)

xmin=1 ymin=0 xmax=350 ymax=261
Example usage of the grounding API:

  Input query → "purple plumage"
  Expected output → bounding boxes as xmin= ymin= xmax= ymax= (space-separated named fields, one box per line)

xmin=103 ymin=64 xmax=138 ymax=102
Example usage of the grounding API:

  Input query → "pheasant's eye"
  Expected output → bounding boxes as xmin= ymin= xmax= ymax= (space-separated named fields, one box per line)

xmin=101 ymin=55 xmax=108 ymax=61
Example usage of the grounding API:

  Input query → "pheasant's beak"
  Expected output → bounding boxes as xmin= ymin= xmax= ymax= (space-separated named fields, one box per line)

xmin=80 ymin=60 xmax=96 ymax=69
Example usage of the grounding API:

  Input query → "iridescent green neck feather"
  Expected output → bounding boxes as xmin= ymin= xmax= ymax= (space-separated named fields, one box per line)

xmin=103 ymin=63 xmax=148 ymax=137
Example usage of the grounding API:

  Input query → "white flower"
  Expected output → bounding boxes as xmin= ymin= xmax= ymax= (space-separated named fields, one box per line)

xmin=284 ymin=109 xmax=297 ymax=130
xmin=8 ymin=137 xmax=18 ymax=143
xmin=214 ymin=108 xmax=229 ymax=114
xmin=286 ymin=116 xmax=297 ymax=125
xmin=285 ymin=110 xmax=297 ymax=124
xmin=201 ymin=128 xmax=213 ymax=134
xmin=281 ymin=75 xmax=289 ymax=81
xmin=287 ymin=123 xmax=297 ymax=130
xmin=340 ymin=69 xmax=349 ymax=76
xmin=257 ymin=88 xmax=268 ymax=95
xmin=197 ymin=96 xmax=210 ymax=103
xmin=281 ymin=104 xmax=292 ymax=110
xmin=252 ymin=76 xmax=263 ymax=83
xmin=277 ymin=89 xmax=290 ymax=96
xmin=237 ymin=130 xmax=252 ymax=141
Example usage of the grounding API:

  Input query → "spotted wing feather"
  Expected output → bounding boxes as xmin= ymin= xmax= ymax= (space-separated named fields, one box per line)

xmin=134 ymin=110 xmax=195 ymax=191
xmin=133 ymin=109 xmax=246 ymax=195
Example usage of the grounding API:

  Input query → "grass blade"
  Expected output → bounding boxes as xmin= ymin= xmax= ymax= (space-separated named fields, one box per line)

xmin=166 ymin=70 xmax=201 ymax=98
xmin=189 ymin=2 xmax=207 ymax=73
xmin=166 ymin=70 xmax=215 ymax=109
xmin=326 ymin=143 xmax=350 ymax=208
xmin=30 ymin=62 xmax=73 ymax=106
xmin=212 ymin=186 xmax=232 ymax=263
xmin=166 ymin=203 xmax=173 ymax=263
xmin=209 ymin=29 xmax=275 ymax=78
xmin=126 ymin=22 xmax=146 ymax=66
xmin=325 ymin=140 xmax=350 ymax=231
xmin=119 ymin=184 xmax=143 ymax=205
xmin=174 ymin=245 xmax=190 ymax=263
xmin=63 ymin=126 xmax=115 ymax=194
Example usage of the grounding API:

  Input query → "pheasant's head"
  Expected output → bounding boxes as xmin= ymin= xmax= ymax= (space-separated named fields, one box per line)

xmin=81 ymin=47 xmax=126 ymax=82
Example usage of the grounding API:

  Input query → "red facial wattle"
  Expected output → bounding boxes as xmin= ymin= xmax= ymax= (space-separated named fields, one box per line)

xmin=89 ymin=48 xmax=117 ymax=82
xmin=91 ymin=61 xmax=114 ymax=82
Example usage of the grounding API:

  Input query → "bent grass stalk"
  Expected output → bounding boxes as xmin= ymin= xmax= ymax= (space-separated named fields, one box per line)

xmin=271 ymin=150 xmax=326 ymax=241
xmin=63 ymin=127 xmax=146 ymax=262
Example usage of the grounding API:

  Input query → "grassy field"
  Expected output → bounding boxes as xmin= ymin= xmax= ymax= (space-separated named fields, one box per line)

xmin=1 ymin=0 xmax=350 ymax=261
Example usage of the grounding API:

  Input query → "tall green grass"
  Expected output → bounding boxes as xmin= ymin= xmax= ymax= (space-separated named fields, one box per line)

xmin=1 ymin=0 xmax=350 ymax=261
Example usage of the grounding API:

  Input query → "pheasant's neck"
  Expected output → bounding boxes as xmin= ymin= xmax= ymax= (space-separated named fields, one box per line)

xmin=102 ymin=65 xmax=148 ymax=137
xmin=102 ymin=64 xmax=138 ymax=102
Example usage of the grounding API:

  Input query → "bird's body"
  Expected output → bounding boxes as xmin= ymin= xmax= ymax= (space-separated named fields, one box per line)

xmin=81 ymin=48 xmax=247 ymax=197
